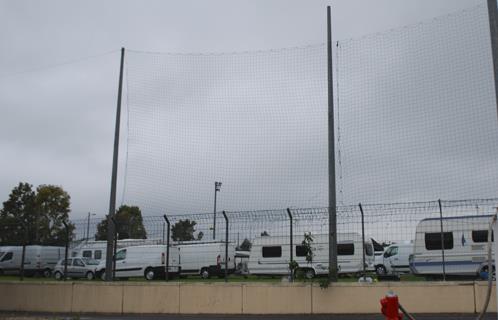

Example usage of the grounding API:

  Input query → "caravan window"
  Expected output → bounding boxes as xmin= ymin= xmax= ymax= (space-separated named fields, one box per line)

xmin=425 ymin=232 xmax=453 ymax=250
xmin=296 ymin=245 xmax=307 ymax=257
xmin=262 ymin=246 xmax=282 ymax=258
xmin=94 ymin=250 xmax=102 ymax=260
xmin=82 ymin=250 xmax=92 ymax=258
xmin=337 ymin=243 xmax=354 ymax=255
xmin=1 ymin=252 xmax=13 ymax=262
xmin=472 ymin=230 xmax=494 ymax=243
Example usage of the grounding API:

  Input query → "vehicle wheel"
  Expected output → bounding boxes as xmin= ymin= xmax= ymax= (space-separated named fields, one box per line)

xmin=200 ymin=268 xmax=210 ymax=279
xmin=304 ymin=268 xmax=315 ymax=279
xmin=100 ymin=270 xmax=106 ymax=281
xmin=145 ymin=268 xmax=155 ymax=281
xmin=375 ymin=265 xmax=387 ymax=275
xmin=86 ymin=271 xmax=94 ymax=280
xmin=54 ymin=271 xmax=63 ymax=280
xmin=43 ymin=269 xmax=52 ymax=278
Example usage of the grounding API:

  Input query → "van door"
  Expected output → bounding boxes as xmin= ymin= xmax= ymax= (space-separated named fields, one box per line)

xmin=384 ymin=246 xmax=400 ymax=273
xmin=114 ymin=249 xmax=128 ymax=277
xmin=72 ymin=258 xmax=86 ymax=278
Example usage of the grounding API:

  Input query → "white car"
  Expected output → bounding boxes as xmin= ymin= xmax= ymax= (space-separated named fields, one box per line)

xmin=383 ymin=243 xmax=413 ymax=274
xmin=53 ymin=257 xmax=99 ymax=280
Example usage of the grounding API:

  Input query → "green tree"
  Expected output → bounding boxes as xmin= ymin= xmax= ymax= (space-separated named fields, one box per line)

xmin=0 ymin=182 xmax=74 ymax=246
xmin=95 ymin=205 xmax=147 ymax=241
xmin=171 ymin=219 xmax=196 ymax=241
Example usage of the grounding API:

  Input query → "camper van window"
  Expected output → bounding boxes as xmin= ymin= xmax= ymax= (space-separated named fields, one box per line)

xmin=82 ymin=250 xmax=92 ymax=258
xmin=1 ymin=252 xmax=13 ymax=262
xmin=115 ymin=249 xmax=126 ymax=261
xmin=337 ymin=243 xmax=354 ymax=255
xmin=425 ymin=232 xmax=453 ymax=250
xmin=262 ymin=246 xmax=282 ymax=258
xmin=94 ymin=250 xmax=102 ymax=260
xmin=472 ymin=230 xmax=494 ymax=243
xmin=296 ymin=245 xmax=307 ymax=257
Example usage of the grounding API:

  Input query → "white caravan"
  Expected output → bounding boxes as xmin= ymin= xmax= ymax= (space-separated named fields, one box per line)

xmin=382 ymin=243 xmax=413 ymax=274
xmin=248 ymin=233 xmax=374 ymax=278
xmin=175 ymin=241 xmax=236 ymax=279
xmin=0 ymin=245 xmax=64 ymax=277
xmin=71 ymin=238 xmax=163 ymax=260
xmin=95 ymin=245 xmax=180 ymax=280
xmin=410 ymin=215 xmax=495 ymax=277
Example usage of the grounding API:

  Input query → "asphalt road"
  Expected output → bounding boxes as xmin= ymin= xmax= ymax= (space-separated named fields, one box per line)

xmin=1 ymin=314 xmax=497 ymax=320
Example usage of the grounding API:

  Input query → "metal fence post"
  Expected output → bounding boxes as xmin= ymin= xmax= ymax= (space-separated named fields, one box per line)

xmin=438 ymin=199 xmax=446 ymax=281
xmin=358 ymin=203 xmax=366 ymax=278
xmin=286 ymin=208 xmax=294 ymax=282
xmin=163 ymin=214 xmax=171 ymax=281
xmin=62 ymin=221 xmax=69 ymax=281
xmin=111 ymin=217 xmax=118 ymax=280
xmin=20 ymin=225 xmax=27 ymax=281
xmin=222 ymin=211 xmax=229 ymax=283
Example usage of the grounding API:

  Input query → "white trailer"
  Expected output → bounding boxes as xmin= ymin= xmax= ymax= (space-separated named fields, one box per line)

xmin=95 ymin=245 xmax=180 ymax=280
xmin=410 ymin=215 xmax=495 ymax=277
xmin=175 ymin=241 xmax=236 ymax=279
xmin=247 ymin=233 xmax=374 ymax=278
xmin=0 ymin=245 xmax=65 ymax=277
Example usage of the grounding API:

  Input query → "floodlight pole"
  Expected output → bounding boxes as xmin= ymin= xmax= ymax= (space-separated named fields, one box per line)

xmin=213 ymin=181 xmax=222 ymax=240
xmin=327 ymin=5 xmax=338 ymax=282
xmin=105 ymin=47 xmax=125 ymax=281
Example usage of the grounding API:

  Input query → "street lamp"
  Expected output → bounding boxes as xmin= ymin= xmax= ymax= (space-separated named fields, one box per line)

xmin=86 ymin=212 xmax=96 ymax=243
xmin=213 ymin=181 xmax=222 ymax=240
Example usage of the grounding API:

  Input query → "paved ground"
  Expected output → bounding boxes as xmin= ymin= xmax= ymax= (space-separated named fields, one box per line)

xmin=1 ymin=314 xmax=497 ymax=320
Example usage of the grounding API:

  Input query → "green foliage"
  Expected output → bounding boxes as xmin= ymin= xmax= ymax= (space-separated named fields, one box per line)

xmin=237 ymin=238 xmax=252 ymax=251
xmin=95 ymin=205 xmax=147 ymax=241
xmin=302 ymin=232 xmax=314 ymax=264
xmin=0 ymin=182 xmax=74 ymax=246
xmin=171 ymin=219 xmax=197 ymax=241
xmin=318 ymin=278 xmax=330 ymax=289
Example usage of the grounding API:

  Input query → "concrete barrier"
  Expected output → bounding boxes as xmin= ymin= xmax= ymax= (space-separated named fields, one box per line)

xmin=123 ymin=282 xmax=180 ymax=314
xmin=72 ymin=282 xmax=123 ymax=313
xmin=312 ymin=283 xmax=388 ymax=314
xmin=0 ymin=282 xmax=72 ymax=313
xmin=390 ymin=282 xmax=475 ymax=314
xmin=243 ymin=283 xmax=312 ymax=314
xmin=179 ymin=283 xmax=242 ymax=314
xmin=475 ymin=281 xmax=497 ymax=313
xmin=0 ymin=280 xmax=494 ymax=314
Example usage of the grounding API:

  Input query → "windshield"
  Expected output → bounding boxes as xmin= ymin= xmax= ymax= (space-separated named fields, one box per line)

xmin=82 ymin=258 xmax=99 ymax=265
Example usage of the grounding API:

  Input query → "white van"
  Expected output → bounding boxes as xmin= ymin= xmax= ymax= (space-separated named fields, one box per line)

xmin=382 ymin=243 xmax=413 ymax=274
xmin=95 ymin=245 xmax=180 ymax=280
xmin=71 ymin=238 xmax=163 ymax=260
xmin=175 ymin=241 xmax=236 ymax=279
xmin=0 ymin=245 xmax=64 ymax=277
xmin=410 ymin=215 xmax=495 ymax=277
xmin=248 ymin=233 xmax=374 ymax=279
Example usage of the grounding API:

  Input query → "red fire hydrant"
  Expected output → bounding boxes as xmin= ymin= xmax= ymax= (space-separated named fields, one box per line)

xmin=380 ymin=290 xmax=403 ymax=320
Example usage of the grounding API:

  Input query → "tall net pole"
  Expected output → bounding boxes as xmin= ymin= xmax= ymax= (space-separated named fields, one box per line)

xmin=105 ymin=47 xmax=125 ymax=281
xmin=327 ymin=5 xmax=338 ymax=282
xmin=488 ymin=0 xmax=498 ymax=120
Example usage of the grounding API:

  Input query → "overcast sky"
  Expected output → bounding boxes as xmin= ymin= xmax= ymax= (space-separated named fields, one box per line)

xmin=0 ymin=0 xmax=492 ymax=219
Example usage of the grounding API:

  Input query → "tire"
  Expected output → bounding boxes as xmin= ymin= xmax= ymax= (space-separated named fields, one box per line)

xmin=86 ymin=271 xmax=94 ymax=280
xmin=54 ymin=271 xmax=63 ymax=280
xmin=304 ymin=268 xmax=315 ymax=279
xmin=43 ymin=269 xmax=52 ymax=278
xmin=144 ymin=268 xmax=155 ymax=281
xmin=200 ymin=268 xmax=210 ymax=279
xmin=375 ymin=265 xmax=387 ymax=275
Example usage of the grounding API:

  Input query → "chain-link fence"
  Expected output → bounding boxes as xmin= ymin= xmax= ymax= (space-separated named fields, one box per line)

xmin=1 ymin=198 xmax=496 ymax=282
